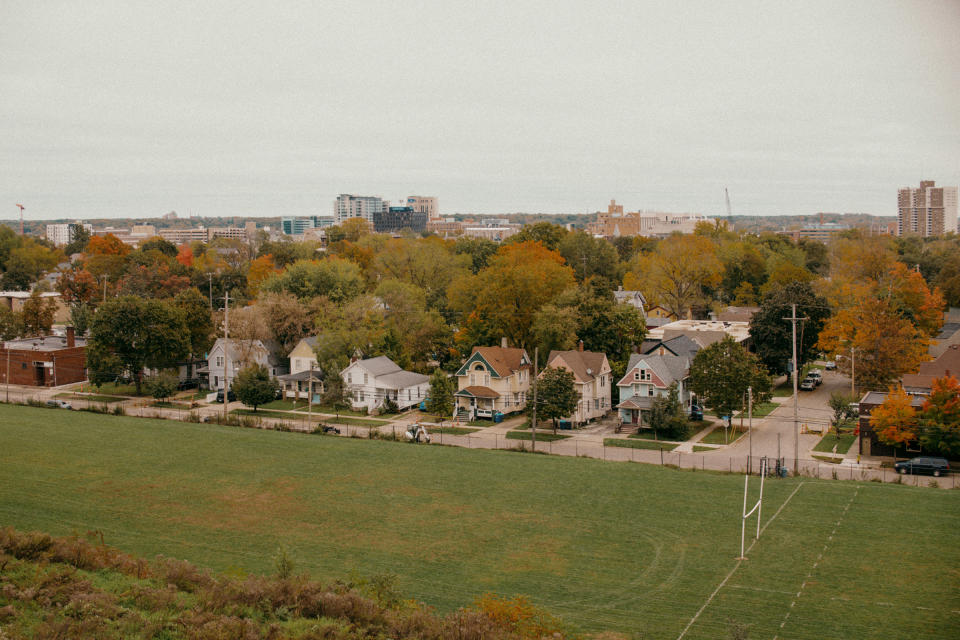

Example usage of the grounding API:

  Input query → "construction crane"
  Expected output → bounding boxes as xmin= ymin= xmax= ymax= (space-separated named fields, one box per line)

xmin=724 ymin=188 xmax=732 ymax=226
xmin=16 ymin=203 xmax=25 ymax=235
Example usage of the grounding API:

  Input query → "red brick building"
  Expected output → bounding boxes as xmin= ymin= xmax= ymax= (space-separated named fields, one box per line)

xmin=0 ymin=328 xmax=87 ymax=387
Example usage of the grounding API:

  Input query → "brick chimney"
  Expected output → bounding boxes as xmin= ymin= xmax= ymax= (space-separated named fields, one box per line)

xmin=501 ymin=337 xmax=508 ymax=348
xmin=578 ymin=340 xmax=584 ymax=352
xmin=66 ymin=326 xmax=75 ymax=348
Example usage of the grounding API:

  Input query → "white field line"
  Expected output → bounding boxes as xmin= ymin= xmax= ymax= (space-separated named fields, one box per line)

xmin=676 ymin=481 xmax=806 ymax=640
xmin=772 ymin=486 xmax=859 ymax=640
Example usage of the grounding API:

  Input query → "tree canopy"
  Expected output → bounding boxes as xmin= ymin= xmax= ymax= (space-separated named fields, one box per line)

xmin=689 ymin=336 xmax=772 ymax=420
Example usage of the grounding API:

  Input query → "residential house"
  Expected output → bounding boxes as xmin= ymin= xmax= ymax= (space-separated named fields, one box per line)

xmin=204 ymin=338 xmax=288 ymax=391
xmin=544 ymin=344 xmax=611 ymax=425
xmin=0 ymin=327 xmax=86 ymax=387
xmin=277 ymin=337 xmax=323 ymax=401
xmin=900 ymin=344 xmax=960 ymax=395
xmin=639 ymin=335 xmax=701 ymax=362
xmin=644 ymin=305 xmax=678 ymax=329
xmin=613 ymin=286 xmax=646 ymax=314
xmin=454 ymin=341 xmax=532 ymax=419
xmin=616 ymin=350 xmax=694 ymax=429
xmin=340 ymin=356 xmax=429 ymax=413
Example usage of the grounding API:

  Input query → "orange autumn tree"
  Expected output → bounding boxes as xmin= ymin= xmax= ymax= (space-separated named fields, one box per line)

xmin=870 ymin=385 xmax=918 ymax=449
xmin=247 ymin=254 xmax=280 ymax=297
xmin=878 ymin=262 xmax=946 ymax=337
xmin=448 ymin=240 xmax=575 ymax=351
xmin=175 ymin=244 xmax=194 ymax=268
xmin=86 ymin=233 xmax=131 ymax=257
xmin=818 ymin=297 xmax=930 ymax=392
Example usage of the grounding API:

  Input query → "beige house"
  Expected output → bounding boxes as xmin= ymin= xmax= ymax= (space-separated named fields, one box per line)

xmin=454 ymin=342 xmax=532 ymax=420
xmin=544 ymin=346 xmax=612 ymax=425
xmin=278 ymin=337 xmax=322 ymax=400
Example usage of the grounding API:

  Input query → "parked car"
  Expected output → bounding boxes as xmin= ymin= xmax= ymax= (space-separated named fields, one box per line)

xmin=799 ymin=379 xmax=816 ymax=391
xmin=177 ymin=378 xmax=200 ymax=390
xmin=807 ymin=370 xmax=823 ymax=385
xmin=45 ymin=399 xmax=73 ymax=410
xmin=690 ymin=404 xmax=703 ymax=421
xmin=894 ymin=457 xmax=950 ymax=477
xmin=824 ymin=360 xmax=836 ymax=370
xmin=317 ymin=425 xmax=341 ymax=435
xmin=216 ymin=389 xmax=236 ymax=403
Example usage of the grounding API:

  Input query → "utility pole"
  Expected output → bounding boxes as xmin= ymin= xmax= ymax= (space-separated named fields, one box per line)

xmin=16 ymin=204 xmax=24 ymax=235
xmin=103 ymin=276 xmax=108 ymax=303
xmin=748 ymin=386 xmax=753 ymax=475
xmin=208 ymin=273 xmax=213 ymax=311
xmin=531 ymin=347 xmax=538 ymax=453
xmin=222 ymin=291 xmax=230 ymax=421
xmin=784 ymin=303 xmax=807 ymax=475
xmin=307 ymin=363 xmax=314 ymax=423
xmin=5 ymin=344 xmax=10 ymax=402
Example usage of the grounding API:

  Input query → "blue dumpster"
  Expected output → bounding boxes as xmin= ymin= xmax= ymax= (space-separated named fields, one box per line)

xmin=779 ymin=466 xmax=788 ymax=478
xmin=493 ymin=411 xmax=503 ymax=423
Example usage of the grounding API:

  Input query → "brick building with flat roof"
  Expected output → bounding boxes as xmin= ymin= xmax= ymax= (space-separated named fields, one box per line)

xmin=0 ymin=328 xmax=87 ymax=387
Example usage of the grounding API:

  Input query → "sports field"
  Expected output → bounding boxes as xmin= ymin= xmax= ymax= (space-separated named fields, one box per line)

xmin=1 ymin=404 xmax=957 ymax=638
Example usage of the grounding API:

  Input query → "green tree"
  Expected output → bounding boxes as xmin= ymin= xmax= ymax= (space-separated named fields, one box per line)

xmin=63 ymin=224 xmax=91 ymax=255
xmin=502 ymin=221 xmax=568 ymax=251
xmin=20 ymin=290 xmax=58 ymax=335
xmin=453 ymin=236 xmax=498 ymax=274
xmin=557 ymin=231 xmax=620 ymax=289
xmin=146 ymin=370 xmax=179 ymax=402
xmin=321 ymin=372 xmax=351 ymax=419
xmin=689 ymin=336 xmax=772 ymax=420
xmin=426 ymin=369 xmax=454 ymax=421
xmin=0 ymin=305 xmax=23 ymax=340
xmin=87 ymin=296 xmax=190 ymax=394
xmin=138 ymin=236 xmax=178 ymax=257
xmin=749 ymin=281 xmax=831 ymax=376
xmin=232 ymin=363 xmax=279 ymax=411
xmin=261 ymin=257 xmax=364 ymax=302
xmin=172 ymin=288 xmax=215 ymax=357
xmin=828 ymin=391 xmax=858 ymax=437
xmin=535 ymin=366 xmax=578 ymax=433
xmin=647 ymin=383 xmax=690 ymax=441
xmin=69 ymin=302 xmax=93 ymax=336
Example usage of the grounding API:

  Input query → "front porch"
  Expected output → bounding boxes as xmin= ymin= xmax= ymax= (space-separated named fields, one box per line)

xmin=277 ymin=370 xmax=324 ymax=401
xmin=616 ymin=396 xmax=655 ymax=431
xmin=455 ymin=385 xmax=501 ymax=420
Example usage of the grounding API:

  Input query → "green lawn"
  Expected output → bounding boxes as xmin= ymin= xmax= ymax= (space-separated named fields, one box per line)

xmin=814 ymin=433 xmax=857 ymax=455
xmin=604 ymin=438 xmax=678 ymax=451
xmin=420 ymin=425 xmax=480 ymax=435
xmin=258 ymin=399 xmax=398 ymax=418
xmin=748 ymin=401 xmax=779 ymax=418
xmin=693 ymin=445 xmax=717 ymax=452
xmin=628 ymin=431 xmax=680 ymax=442
xmin=231 ymin=408 xmax=315 ymax=422
xmin=699 ymin=426 xmax=748 ymax=445
xmin=0 ymin=403 xmax=957 ymax=639
xmin=150 ymin=400 xmax=193 ymax=409
xmin=81 ymin=381 xmax=146 ymax=397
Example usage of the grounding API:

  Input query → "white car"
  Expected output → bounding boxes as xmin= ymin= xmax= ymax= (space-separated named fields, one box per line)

xmin=824 ymin=360 xmax=836 ymax=370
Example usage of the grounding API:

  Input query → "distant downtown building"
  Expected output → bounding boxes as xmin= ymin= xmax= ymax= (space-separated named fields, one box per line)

xmin=334 ymin=194 xmax=386 ymax=225
xmin=281 ymin=216 xmax=335 ymax=235
xmin=897 ymin=180 xmax=958 ymax=237
xmin=406 ymin=196 xmax=439 ymax=220
xmin=373 ymin=206 xmax=427 ymax=233
xmin=586 ymin=200 xmax=714 ymax=238
xmin=45 ymin=222 xmax=93 ymax=247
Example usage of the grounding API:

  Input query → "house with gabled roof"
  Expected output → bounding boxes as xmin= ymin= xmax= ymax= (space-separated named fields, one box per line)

xmin=454 ymin=339 xmax=532 ymax=420
xmin=341 ymin=356 xmax=429 ymax=413
xmin=278 ymin=336 xmax=323 ymax=401
xmin=544 ymin=343 xmax=611 ymax=425
xmin=204 ymin=338 xmax=288 ymax=391
xmin=616 ymin=350 xmax=694 ymax=429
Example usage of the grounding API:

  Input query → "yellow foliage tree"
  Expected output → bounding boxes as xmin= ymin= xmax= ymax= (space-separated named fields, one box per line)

xmin=870 ymin=385 xmax=918 ymax=447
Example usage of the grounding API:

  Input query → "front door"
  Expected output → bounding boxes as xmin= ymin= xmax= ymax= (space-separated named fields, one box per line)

xmin=34 ymin=363 xmax=46 ymax=386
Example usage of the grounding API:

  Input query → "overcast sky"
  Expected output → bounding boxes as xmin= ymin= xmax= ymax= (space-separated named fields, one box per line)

xmin=1 ymin=1 xmax=958 ymax=221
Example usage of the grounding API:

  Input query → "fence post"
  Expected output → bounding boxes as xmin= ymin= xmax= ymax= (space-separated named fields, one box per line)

xmin=603 ymin=443 xmax=606 ymax=460
xmin=660 ymin=448 xmax=664 ymax=466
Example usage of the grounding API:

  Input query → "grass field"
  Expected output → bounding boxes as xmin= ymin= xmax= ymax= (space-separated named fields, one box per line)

xmin=814 ymin=433 xmax=857 ymax=455
xmin=604 ymin=438 xmax=678 ymax=451
xmin=700 ymin=426 xmax=748 ymax=445
xmin=1 ymin=403 xmax=957 ymax=639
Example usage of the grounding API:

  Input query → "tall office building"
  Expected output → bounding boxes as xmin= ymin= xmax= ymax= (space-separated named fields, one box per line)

xmin=897 ymin=180 xmax=958 ymax=237
xmin=406 ymin=196 xmax=438 ymax=220
xmin=46 ymin=222 xmax=93 ymax=247
xmin=334 ymin=194 xmax=385 ymax=225
xmin=281 ymin=216 xmax=335 ymax=235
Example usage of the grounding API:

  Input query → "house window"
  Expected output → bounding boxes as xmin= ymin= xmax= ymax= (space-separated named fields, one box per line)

xmin=484 ymin=373 xmax=490 ymax=386
xmin=640 ymin=369 xmax=651 ymax=381
xmin=634 ymin=371 xmax=639 ymax=381
xmin=363 ymin=373 xmax=368 ymax=385
xmin=348 ymin=373 xmax=352 ymax=383
xmin=216 ymin=356 xmax=223 ymax=368
xmin=594 ymin=398 xmax=599 ymax=410
xmin=648 ymin=386 xmax=654 ymax=397
xmin=470 ymin=373 xmax=476 ymax=385
xmin=214 ymin=376 xmax=219 ymax=387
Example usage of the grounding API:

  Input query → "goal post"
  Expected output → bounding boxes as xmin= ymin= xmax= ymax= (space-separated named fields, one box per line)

xmin=739 ymin=457 xmax=767 ymax=558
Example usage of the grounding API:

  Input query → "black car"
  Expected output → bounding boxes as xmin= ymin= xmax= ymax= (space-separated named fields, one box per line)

xmin=894 ymin=457 xmax=950 ymax=477
xmin=690 ymin=404 xmax=703 ymax=421
xmin=216 ymin=389 xmax=236 ymax=403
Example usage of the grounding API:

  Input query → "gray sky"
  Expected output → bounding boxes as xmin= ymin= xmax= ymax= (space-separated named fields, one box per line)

xmin=2 ymin=0 xmax=958 ymax=220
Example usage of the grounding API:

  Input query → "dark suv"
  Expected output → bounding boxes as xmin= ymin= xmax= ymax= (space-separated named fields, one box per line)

xmin=894 ymin=457 xmax=950 ymax=477
xmin=216 ymin=389 xmax=236 ymax=403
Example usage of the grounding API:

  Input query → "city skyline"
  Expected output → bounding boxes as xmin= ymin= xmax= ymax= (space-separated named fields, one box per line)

xmin=2 ymin=1 xmax=958 ymax=220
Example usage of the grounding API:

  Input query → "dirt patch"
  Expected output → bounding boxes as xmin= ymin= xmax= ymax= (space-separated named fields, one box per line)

xmin=168 ymin=477 xmax=308 ymax=533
